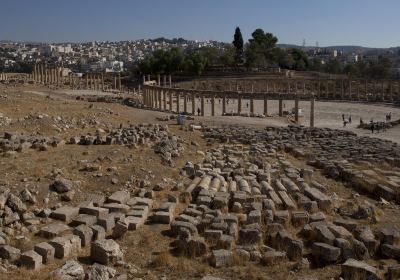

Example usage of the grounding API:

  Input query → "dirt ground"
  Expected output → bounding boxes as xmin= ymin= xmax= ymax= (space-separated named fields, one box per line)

xmin=1 ymin=83 xmax=400 ymax=280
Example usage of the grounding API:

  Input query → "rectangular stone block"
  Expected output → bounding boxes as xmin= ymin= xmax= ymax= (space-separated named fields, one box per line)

xmin=73 ymin=225 xmax=93 ymax=247
xmin=20 ymin=250 xmax=42 ymax=270
xmin=34 ymin=242 xmax=55 ymax=264
xmin=40 ymin=223 xmax=70 ymax=238
xmin=71 ymin=214 xmax=97 ymax=227
xmin=107 ymin=191 xmax=130 ymax=204
xmin=50 ymin=206 xmax=79 ymax=222
xmin=102 ymin=203 xmax=129 ymax=213
xmin=79 ymin=206 xmax=109 ymax=218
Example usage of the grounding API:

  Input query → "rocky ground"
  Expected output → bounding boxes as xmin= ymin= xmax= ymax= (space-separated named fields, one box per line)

xmin=0 ymin=81 xmax=400 ymax=280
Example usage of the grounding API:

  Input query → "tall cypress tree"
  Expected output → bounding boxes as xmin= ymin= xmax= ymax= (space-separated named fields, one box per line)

xmin=233 ymin=27 xmax=244 ymax=64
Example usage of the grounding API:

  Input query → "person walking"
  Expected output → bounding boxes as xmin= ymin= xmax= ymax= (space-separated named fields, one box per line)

xmin=348 ymin=115 xmax=352 ymax=124
xmin=197 ymin=107 xmax=201 ymax=116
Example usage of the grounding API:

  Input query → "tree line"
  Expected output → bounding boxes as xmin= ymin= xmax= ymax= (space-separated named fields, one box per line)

xmin=135 ymin=27 xmax=395 ymax=79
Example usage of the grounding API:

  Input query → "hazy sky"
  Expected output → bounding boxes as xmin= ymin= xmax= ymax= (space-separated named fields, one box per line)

xmin=0 ymin=0 xmax=399 ymax=47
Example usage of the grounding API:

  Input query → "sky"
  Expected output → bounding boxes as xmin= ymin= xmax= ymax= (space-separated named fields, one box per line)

xmin=0 ymin=0 xmax=399 ymax=48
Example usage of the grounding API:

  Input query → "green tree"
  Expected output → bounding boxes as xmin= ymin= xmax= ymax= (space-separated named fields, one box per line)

xmin=245 ymin=28 xmax=278 ymax=69
xmin=219 ymin=44 xmax=235 ymax=67
xmin=232 ymin=27 xmax=244 ymax=64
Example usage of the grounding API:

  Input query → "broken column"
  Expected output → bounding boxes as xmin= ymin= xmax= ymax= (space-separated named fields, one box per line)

xmin=279 ymin=98 xmax=283 ymax=117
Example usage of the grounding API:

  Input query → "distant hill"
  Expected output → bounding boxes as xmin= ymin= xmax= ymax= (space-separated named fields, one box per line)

xmin=277 ymin=44 xmax=400 ymax=52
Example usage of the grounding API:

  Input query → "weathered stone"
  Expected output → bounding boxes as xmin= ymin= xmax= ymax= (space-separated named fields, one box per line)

xmin=86 ymin=263 xmax=116 ymax=280
xmin=52 ymin=260 xmax=85 ymax=280
xmin=97 ymin=215 xmax=116 ymax=231
xmin=34 ymin=242 xmax=55 ymax=263
xmin=6 ymin=193 xmax=27 ymax=213
xmin=90 ymin=225 xmax=106 ymax=241
xmin=50 ymin=206 xmax=79 ymax=222
xmin=20 ymin=250 xmax=42 ymax=270
xmin=261 ymin=251 xmax=286 ymax=265
xmin=73 ymin=225 xmax=93 ymax=247
xmin=0 ymin=245 xmax=21 ymax=262
xmin=71 ymin=214 xmax=97 ymax=227
xmin=40 ymin=223 xmax=70 ymax=238
xmin=210 ymin=249 xmax=232 ymax=267
xmin=51 ymin=178 xmax=74 ymax=193
xmin=341 ymin=258 xmax=379 ymax=280
xmin=79 ymin=206 xmax=109 ymax=218
xmin=90 ymin=239 xmax=123 ymax=265
xmin=287 ymin=239 xmax=303 ymax=261
xmin=312 ymin=242 xmax=341 ymax=263
xmin=49 ymin=234 xmax=81 ymax=259
xmin=111 ymin=219 xmax=128 ymax=239
xmin=315 ymin=225 xmax=336 ymax=245
xmin=107 ymin=191 xmax=130 ymax=204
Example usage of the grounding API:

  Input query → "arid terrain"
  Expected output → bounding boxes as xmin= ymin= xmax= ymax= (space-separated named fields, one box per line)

xmin=0 ymin=81 xmax=400 ymax=280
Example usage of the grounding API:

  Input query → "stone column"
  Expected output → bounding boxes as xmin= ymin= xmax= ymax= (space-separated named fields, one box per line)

xmin=201 ymin=95 xmax=205 ymax=116
xmin=147 ymin=75 xmax=151 ymax=82
xmin=365 ymin=80 xmax=368 ymax=101
xmin=94 ymin=75 xmax=98 ymax=90
xmin=86 ymin=74 xmax=89 ymax=89
xmin=389 ymin=81 xmax=393 ymax=101
xmin=143 ymin=75 xmax=146 ymax=84
xmin=169 ymin=91 xmax=173 ymax=111
xmin=294 ymin=99 xmax=299 ymax=122
xmin=222 ymin=95 xmax=226 ymax=115
xmin=381 ymin=81 xmax=385 ymax=101
xmin=310 ymin=98 xmax=315 ymax=128
xmin=250 ymin=95 xmax=254 ymax=114
xmin=163 ymin=75 xmax=167 ymax=87
xmin=349 ymin=81 xmax=352 ymax=99
xmin=263 ymin=95 xmax=268 ymax=116
xmin=211 ymin=95 xmax=215 ymax=116
xmin=118 ymin=73 xmax=122 ymax=91
xmin=157 ymin=74 xmax=160 ymax=86
xmin=176 ymin=91 xmax=180 ymax=113
xmin=114 ymin=75 xmax=117 ymax=90
xmin=101 ymin=74 xmax=105 ymax=91
xmin=341 ymin=80 xmax=344 ymax=99
xmin=192 ymin=93 xmax=196 ymax=115
xmin=33 ymin=64 xmax=37 ymax=82
xmin=183 ymin=93 xmax=188 ymax=113
xmin=356 ymin=81 xmax=360 ymax=100
xmin=169 ymin=75 xmax=172 ymax=88
xmin=325 ymin=80 xmax=329 ymax=99
xmin=41 ymin=63 xmax=44 ymax=83
xmin=317 ymin=79 xmax=321 ymax=98
xmin=163 ymin=90 xmax=167 ymax=110
xmin=238 ymin=94 xmax=242 ymax=114
xmin=279 ymin=98 xmax=283 ymax=117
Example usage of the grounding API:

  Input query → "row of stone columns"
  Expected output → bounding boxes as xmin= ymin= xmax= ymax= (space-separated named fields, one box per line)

xmin=142 ymin=86 xmax=315 ymax=127
xmin=0 ymin=73 xmax=9 ymax=81
xmin=199 ymin=79 xmax=400 ymax=102
xmin=32 ymin=63 xmax=64 ymax=84
xmin=84 ymin=73 xmax=105 ymax=91
xmin=143 ymin=74 xmax=172 ymax=87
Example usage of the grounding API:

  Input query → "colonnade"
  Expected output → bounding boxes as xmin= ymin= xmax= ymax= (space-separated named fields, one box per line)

xmin=142 ymin=85 xmax=315 ymax=127
xmin=32 ymin=63 xmax=64 ymax=84
xmin=195 ymin=78 xmax=400 ymax=103
xmin=0 ymin=73 xmax=10 ymax=81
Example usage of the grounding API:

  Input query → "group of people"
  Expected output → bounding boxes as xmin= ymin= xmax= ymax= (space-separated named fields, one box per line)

xmin=342 ymin=114 xmax=352 ymax=127
xmin=342 ymin=112 xmax=393 ymax=133
xmin=369 ymin=119 xmax=388 ymax=133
